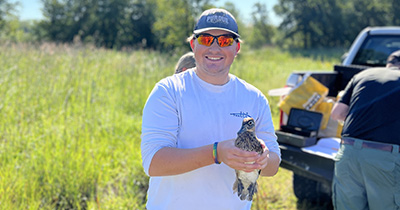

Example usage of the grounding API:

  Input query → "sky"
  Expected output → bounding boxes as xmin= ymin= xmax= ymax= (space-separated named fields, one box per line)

xmin=11 ymin=0 xmax=43 ymax=20
xmin=215 ymin=0 xmax=281 ymax=25
xmin=12 ymin=0 xmax=281 ymax=25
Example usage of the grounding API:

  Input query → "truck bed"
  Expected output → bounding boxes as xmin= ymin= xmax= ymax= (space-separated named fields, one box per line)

xmin=275 ymin=26 xmax=400 ymax=205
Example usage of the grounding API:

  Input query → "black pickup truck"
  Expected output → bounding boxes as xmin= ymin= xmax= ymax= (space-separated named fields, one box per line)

xmin=274 ymin=26 xmax=400 ymax=205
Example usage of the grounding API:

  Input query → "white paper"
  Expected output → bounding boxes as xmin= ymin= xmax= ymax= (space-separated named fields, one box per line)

xmin=301 ymin=137 xmax=340 ymax=159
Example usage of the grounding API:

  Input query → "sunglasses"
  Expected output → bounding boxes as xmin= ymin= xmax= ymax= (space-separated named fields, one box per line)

xmin=194 ymin=33 xmax=238 ymax=47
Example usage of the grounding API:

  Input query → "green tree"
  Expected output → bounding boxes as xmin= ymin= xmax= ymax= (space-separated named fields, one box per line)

xmin=247 ymin=2 xmax=275 ymax=48
xmin=93 ymin=0 xmax=133 ymax=48
xmin=339 ymin=0 xmax=396 ymax=46
xmin=40 ymin=0 xmax=80 ymax=42
xmin=274 ymin=0 xmax=397 ymax=49
xmin=0 ymin=0 xmax=18 ymax=40
xmin=128 ymin=0 xmax=157 ymax=48
xmin=274 ymin=0 xmax=316 ymax=48
xmin=36 ymin=0 xmax=243 ymax=51
xmin=276 ymin=0 xmax=346 ymax=48
xmin=39 ymin=0 xmax=156 ymax=49
xmin=389 ymin=0 xmax=400 ymax=25
xmin=152 ymin=0 xmax=212 ymax=52
xmin=0 ymin=0 xmax=11 ymax=29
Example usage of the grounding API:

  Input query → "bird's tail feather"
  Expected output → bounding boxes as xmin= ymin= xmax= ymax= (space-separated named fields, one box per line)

xmin=233 ymin=180 xmax=238 ymax=193
xmin=233 ymin=179 xmax=245 ymax=196
xmin=246 ymin=182 xmax=258 ymax=201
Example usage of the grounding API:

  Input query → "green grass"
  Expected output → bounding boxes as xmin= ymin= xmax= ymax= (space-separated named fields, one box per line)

xmin=0 ymin=43 xmax=342 ymax=209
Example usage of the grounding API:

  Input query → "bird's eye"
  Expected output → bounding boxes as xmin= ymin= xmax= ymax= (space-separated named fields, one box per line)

xmin=248 ymin=121 xmax=254 ymax=126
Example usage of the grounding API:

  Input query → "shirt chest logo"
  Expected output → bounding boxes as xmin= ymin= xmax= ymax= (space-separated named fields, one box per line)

xmin=230 ymin=111 xmax=251 ymax=118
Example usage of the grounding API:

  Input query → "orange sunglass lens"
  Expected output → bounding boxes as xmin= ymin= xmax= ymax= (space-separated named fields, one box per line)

xmin=218 ymin=36 xmax=234 ymax=47
xmin=197 ymin=35 xmax=214 ymax=46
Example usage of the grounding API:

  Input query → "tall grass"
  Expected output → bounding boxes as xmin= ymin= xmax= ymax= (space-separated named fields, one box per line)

xmin=0 ymin=43 xmax=342 ymax=209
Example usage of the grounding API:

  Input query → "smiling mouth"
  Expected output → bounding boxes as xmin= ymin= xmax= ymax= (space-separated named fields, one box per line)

xmin=206 ymin=56 xmax=223 ymax=61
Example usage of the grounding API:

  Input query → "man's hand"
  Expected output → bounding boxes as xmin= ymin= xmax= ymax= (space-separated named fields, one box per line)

xmin=217 ymin=139 xmax=263 ymax=172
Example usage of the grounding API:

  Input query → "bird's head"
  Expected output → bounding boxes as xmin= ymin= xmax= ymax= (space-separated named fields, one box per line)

xmin=238 ymin=117 xmax=255 ymax=134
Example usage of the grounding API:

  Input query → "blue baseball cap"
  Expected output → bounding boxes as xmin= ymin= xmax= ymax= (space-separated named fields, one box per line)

xmin=194 ymin=8 xmax=240 ymax=37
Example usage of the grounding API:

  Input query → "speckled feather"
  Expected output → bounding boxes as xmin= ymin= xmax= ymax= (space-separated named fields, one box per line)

xmin=233 ymin=117 xmax=263 ymax=201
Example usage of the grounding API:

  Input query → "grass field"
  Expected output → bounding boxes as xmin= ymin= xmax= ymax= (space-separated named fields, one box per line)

xmin=0 ymin=43 xmax=343 ymax=209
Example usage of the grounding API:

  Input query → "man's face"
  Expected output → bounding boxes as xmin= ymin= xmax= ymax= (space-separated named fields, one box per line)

xmin=191 ymin=29 xmax=239 ymax=84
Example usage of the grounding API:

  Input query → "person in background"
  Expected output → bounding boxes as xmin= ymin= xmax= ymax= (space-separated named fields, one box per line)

xmin=331 ymin=50 xmax=400 ymax=210
xmin=175 ymin=52 xmax=196 ymax=74
xmin=141 ymin=8 xmax=281 ymax=210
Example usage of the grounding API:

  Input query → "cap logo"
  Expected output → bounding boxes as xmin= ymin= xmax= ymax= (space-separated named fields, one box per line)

xmin=206 ymin=14 xmax=229 ymax=25
xmin=193 ymin=8 xmax=240 ymax=37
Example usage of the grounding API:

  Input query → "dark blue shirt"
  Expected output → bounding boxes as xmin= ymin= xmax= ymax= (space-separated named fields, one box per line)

xmin=339 ymin=67 xmax=400 ymax=144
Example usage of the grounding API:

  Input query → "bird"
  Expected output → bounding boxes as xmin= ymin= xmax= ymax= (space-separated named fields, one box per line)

xmin=233 ymin=117 xmax=264 ymax=201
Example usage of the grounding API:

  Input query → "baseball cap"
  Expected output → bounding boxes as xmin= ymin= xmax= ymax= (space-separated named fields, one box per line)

xmin=193 ymin=8 xmax=240 ymax=37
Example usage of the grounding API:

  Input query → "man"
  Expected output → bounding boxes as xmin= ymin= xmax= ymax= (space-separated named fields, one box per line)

xmin=141 ymin=8 xmax=281 ymax=210
xmin=331 ymin=50 xmax=400 ymax=210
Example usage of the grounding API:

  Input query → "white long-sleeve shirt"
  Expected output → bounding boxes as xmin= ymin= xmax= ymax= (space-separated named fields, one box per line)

xmin=141 ymin=69 xmax=280 ymax=210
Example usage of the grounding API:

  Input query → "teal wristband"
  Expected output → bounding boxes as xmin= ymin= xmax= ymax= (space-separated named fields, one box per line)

xmin=213 ymin=142 xmax=221 ymax=164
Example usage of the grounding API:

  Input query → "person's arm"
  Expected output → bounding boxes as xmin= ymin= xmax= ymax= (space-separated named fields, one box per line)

xmin=331 ymin=78 xmax=354 ymax=122
xmin=259 ymin=151 xmax=280 ymax=176
xmin=148 ymin=145 xmax=213 ymax=176
xmin=331 ymin=102 xmax=349 ymax=122
xmin=148 ymin=139 xmax=265 ymax=176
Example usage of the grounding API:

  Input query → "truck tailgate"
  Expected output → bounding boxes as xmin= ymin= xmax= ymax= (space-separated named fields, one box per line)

xmin=279 ymin=143 xmax=335 ymax=185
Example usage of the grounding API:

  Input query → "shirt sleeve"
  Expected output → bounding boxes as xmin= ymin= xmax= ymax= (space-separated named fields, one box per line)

xmin=141 ymin=80 xmax=179 ymax=176
xmin=338 ymin=77 xmax=355 ymax=105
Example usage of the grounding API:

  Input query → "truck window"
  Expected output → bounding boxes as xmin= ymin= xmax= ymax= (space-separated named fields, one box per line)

xmin=352 ymin=35 xmax=400 ymax=67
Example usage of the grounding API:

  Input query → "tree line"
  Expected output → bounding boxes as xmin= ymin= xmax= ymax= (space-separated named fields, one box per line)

xmin=1 ymin=0 xmax=399 ymax=51
xmin=274 ymin=0 xmax=400 ymax=48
